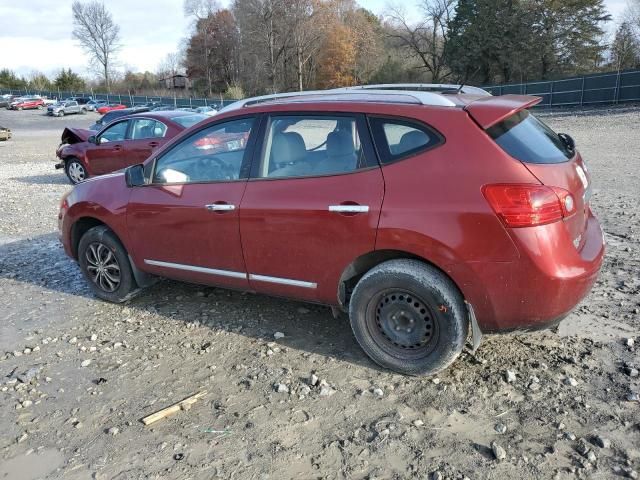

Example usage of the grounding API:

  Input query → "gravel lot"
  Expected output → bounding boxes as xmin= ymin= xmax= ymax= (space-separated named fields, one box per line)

xmin=0 ymin=107 xmax=639 ymax=480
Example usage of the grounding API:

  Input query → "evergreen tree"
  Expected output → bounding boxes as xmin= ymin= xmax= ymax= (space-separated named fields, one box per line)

xmin=54 ymin=69 xmax=86 ymax=91
xmin=610 ymin=21 xmax=640 ymax=70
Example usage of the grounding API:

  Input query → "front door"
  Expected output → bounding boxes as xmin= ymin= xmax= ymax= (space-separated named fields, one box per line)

xmin=88 ymin=119 xmax=130 ymax=175
xmin=127 ymin=116 xmax=258 ymax=290
xmin=239 ymin=113 xmax=384 ymax=304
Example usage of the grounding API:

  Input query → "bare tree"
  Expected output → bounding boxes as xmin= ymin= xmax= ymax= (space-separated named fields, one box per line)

xmin=385 ymin=0 xmax=456 ymax=83
xmin=157 ymin=52 xmax=184 ymax=78
xmin=72 ymin=1 xmax=120 ymax=89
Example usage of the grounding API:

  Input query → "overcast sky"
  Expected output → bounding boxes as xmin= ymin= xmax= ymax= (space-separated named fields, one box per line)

xmin=0 ymin=0 xmax=631 ymax=79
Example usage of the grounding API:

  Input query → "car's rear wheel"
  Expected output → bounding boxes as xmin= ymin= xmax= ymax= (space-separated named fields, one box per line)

xmin=65 ymin=158 xmax=87 ymax=184
xmin=78 ymin=226 xmax=138 ymax=303
xmin=349 ymin=259 xmax=468 ymax=376
xmin=80 ymin=108 xmax=86 ymax=115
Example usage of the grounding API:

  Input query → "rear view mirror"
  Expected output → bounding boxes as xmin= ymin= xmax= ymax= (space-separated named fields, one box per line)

xmin=558 ymin=133 xmax=575 ymax=152
xmin=125 ymin=164 xmax=145 ymax=188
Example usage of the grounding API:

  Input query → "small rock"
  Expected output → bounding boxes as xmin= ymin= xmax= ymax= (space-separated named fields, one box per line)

xmin=68 ymin=337 xmax=77 ymax=344
xmin=625 ymin=469 xmax=638 ymax=479
xmin=17 ymin=367 xmax=41 ymax=383
xmin=372 ymin=387 xmax=384 ymax=397
xmin=309 ymin=373 xmax=319 ymax=386
xmin=273 ymin=332 xmax=285 ymax=339
xmin=80 ymin=359 xmax=92 ymax=368
xmin=626 ymin=338 xmax=635 ymax=348
xmin=297 ymin=307 xmax=310 ymax=314
xmin=432 ymin=472 xmax=443 ymax=480
xmin=275 ymin=383 xmax=289 ymax=394
xmin=21 ymin=400 xmax=33 ymax=408
xmin=319 ymin=385 xmax=336 ymax=397
xmin=90 ymin=334 xmax=98 ymax=341
xmin=626 ymin=392 xmax=639 ymax=402
xmin=413 ymin=419 xmax=424 ymax=427
xmin=594 ymin=435 xmax=610 ymax=449
xmin=107 ymin=427 xmax=119 ymax=436
xmin=586 ymin=450 xmax=597 ymax=463
xmin=565 ymin=432 xmax=577 ymax=441
xmin=17 ymin=433 xmax=28 ymax=444
xmin=494 ymin=423 xmax=507 ymax=434
xmin=564 ymin=377 xmax=579 ymax=387
xmin=576 ymin=438 xmax=590 ymax=456
xmin=624 ymin=367 xmax=639 ymax=378
xmin=74 ymin=421 xmax=83 ymax=429
xmin=505 ymin=370 xmax=517 ymax=383
xmin=491 ymin=441 xmax=506 ymax=461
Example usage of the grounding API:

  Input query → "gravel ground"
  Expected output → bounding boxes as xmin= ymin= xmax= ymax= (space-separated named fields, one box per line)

xmin=0 ymin=107 xmax=639 ymax=480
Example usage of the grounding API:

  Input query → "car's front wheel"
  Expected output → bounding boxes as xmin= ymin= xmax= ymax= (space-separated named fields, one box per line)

xmin=65 ymin=158 xmax=88 ymax=184
xmin=58 ymin=110 xmax=65 ymax=117
xmin=78 ymin=226 xmax=138 ymax=303
xmin=349 ymin=259 xmax=468 ymax=376
xmin=80 ymin=108 xmax=87 ymax=115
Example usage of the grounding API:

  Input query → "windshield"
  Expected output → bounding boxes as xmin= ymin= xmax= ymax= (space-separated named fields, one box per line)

xmin=172 ymin=114 xmax=208 ymax=128
xmin=487 ymin=110 xmax=573 ymax=164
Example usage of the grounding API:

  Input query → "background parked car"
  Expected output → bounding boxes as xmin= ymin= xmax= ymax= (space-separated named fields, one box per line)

xmin=194 ymin=105 xmax=217 ymax=116
xmin=97 ymin=103 xmax=126 ymax=114
xmin=47 ymin=100 xmax=87 ymax=117
xmin=0 ymin=95 xmax=16 ymax=108
xmin=55 ymin=111 xmax=208 ymax=183
xmin=85 ymin=100 xmax=108 ymax=112
xmin=42 ymin=97 xmax=58 ymax=105
xmin=67 ymin=97 xmax=92 ymax=105
xmin=10 ymin=96 xmax=45 ymax=110
xmin=88 ymin=106 xmax=150 ymax=130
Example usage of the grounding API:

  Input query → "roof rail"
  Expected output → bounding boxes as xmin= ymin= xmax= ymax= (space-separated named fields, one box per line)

xmin=218 ymin=88 xmax=458 ymax=112
xmin=346 ymin=84 xmax=492 ymax=96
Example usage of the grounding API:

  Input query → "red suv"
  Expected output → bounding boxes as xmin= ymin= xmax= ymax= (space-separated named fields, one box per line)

xmin=11 ymin=96 xmax=45 ymax=110
xmin=58 ymin=89 xmax=604 ymax=375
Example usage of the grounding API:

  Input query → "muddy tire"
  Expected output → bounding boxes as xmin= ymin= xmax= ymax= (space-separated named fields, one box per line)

xmin=65 ymin=158 xmax=87 ymax=184
xmin=349 ymin=259 xmax=468 ymax=376
xmin=78 ymin=226 xmax=138 ymax=303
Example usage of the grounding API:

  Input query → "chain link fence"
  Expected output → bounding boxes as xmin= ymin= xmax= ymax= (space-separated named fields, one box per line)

xmin=484 ymin=69 xmax=640 ymax=107
xmin=0 ymin=89 xmax=239 ymax=109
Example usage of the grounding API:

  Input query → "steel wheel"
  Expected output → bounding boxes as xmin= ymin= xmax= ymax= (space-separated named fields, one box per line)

xmin=366 ymin=289 xmax=440 ymax=360
xmin=67 ymin=161 xmax=86 ymax=183
xmin=84 ymin=242 xmax=121 ymax=292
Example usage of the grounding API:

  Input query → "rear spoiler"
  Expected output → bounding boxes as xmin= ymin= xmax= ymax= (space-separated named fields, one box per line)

xmin=465 ymin=95 xmax=542 ymax=130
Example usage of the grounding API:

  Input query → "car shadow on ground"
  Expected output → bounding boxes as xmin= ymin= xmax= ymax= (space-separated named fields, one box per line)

xmin=12 ymin=173 xmax=69 ymax=186
xmin=0 ymin=233 xmax=383 ymax=372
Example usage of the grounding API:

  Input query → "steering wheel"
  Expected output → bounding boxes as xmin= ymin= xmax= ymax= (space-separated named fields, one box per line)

xmin=193 ymin=156 xmax=235 ymax=181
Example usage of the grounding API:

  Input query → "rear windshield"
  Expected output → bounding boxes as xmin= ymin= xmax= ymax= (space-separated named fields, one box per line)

xmin=172 ymin=114 xmax=208 ymax=128
xmin=487 ymin=110 xmax=573 ymax=164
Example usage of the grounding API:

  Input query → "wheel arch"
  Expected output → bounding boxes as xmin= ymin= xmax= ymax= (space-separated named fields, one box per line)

xmin=70 ymin=217 xmax=108 ymax=259
xmin=338 ymin=249 xmax=465 ymax=309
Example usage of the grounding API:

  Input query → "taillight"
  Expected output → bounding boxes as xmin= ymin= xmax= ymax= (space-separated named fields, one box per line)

xmin=483 ymin=184 xmax=575 ymax=228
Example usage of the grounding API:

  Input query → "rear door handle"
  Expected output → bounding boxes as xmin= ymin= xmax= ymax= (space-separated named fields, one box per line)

xmin=149 ymin=141 xmax=159 ymax=147
xmin=328 ymin=205 xmax=369 ymax=213
xmin=113 ymin=145 xmax=122 ymax=151
xmin=205 ymin=204 xmax=236 ymax=212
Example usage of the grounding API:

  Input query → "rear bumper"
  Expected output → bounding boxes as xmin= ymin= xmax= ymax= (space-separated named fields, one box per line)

xmin=450 ymin=210 xmax=604 ymax=332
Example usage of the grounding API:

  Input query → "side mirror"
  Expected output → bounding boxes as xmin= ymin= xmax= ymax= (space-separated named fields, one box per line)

xmin=87 ymin=135 xmax=96 ymax=145
xmin=125 ymin=164 xmax=145 ymax=188
xmin=558 ymin=133 xmax=575 ymax=153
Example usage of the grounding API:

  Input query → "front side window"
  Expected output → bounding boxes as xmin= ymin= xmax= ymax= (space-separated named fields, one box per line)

xmin=131 ymin=119 xmax=167 ymax=139
xmin=487 ymin=110 xmax=573 ymax=164
xmin=369 ymin=117 xmax=443 ymax=164
xmin=99 ymin=121 xmax=128 ymax=143
xmin=153 ymin=117 xmax=255 ymax=184
xmin=258 ymin=115 xmax=366 ymax=178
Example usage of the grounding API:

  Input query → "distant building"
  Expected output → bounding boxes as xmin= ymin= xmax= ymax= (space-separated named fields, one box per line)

xmin=159 ymin=74 xmax=191 ymax=90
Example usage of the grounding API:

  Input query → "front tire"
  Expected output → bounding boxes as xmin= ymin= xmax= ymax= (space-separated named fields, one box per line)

xmin=65 ymin=158 xmax=88 ymax=184
xmin=78 ymin=226 xmax=138 ymax=303
xmin=349 ymin=259 xmax=468 ymax=376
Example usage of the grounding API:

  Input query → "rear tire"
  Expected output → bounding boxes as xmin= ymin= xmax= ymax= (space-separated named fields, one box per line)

xmin=349 ymin=259 xmax=468 ymax=376
xmin=78 ymin=226 xmax=138 ymax=303
xmin=65 ymin=158 xmax=88 ymax=184
xmin=80 ymin=108 xmax=87 ymax=115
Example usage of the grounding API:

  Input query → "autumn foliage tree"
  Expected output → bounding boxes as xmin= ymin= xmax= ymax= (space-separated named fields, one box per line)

xmin=316 ymin=23 xmax=356 ymax=88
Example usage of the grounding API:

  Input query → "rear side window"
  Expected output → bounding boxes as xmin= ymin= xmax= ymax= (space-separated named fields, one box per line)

xmin=487 ymin=110 xmax=573 ymax=164
xmin=369 ymin=117 xmax=443 ymax=164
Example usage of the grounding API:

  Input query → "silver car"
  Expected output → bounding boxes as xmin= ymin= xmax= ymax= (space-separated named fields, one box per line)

xmin=47 ymin=101 xmax=87 ymax=117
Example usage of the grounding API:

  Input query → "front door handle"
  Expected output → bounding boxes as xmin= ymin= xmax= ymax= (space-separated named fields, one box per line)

xmin=205 ymin=203 xmax=236 ymax=212
xmin=113 ymin=145 xmax=122 ymax=151
xmin=328 ymin=205 xmax=369 ymax=213
xmin=149 ymin=141 xmax=159 ymax=148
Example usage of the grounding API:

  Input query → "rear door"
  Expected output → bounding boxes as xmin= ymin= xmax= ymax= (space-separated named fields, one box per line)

xmin=239 ymin=113 xmax=384 ymax=304
xmin=127 ymin=118 xmax=169 ymax=164
xmin=486 ymin=109 xmax=590 ymax=248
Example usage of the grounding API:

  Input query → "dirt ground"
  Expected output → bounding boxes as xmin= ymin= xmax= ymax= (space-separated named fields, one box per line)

xmin=0 ymin=106 xmax=638 ymax=480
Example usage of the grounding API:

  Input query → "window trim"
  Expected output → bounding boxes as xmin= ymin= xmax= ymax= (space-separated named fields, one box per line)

xmin=147 ymin=113 xmax=261 ymax=186
xmin=249 ymin=111 xmax=378 ymax=181
xmin=367 ymin=115 xmax=445 ymax=165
